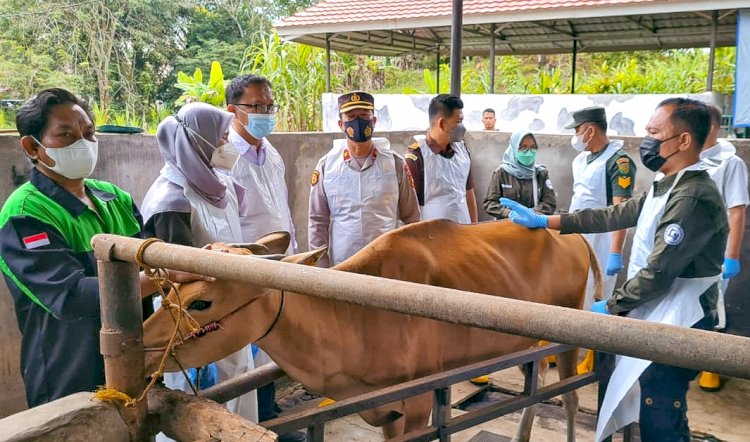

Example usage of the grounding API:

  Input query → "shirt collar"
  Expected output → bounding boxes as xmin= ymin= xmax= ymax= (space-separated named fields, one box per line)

xmin=228 ymin=127 xmax=267 ymax=165
xmin=586 ymin=142 xmax=610 ymax=164
xmin=30 ymin=168 xmax=116 ymax=217
xmin=425 ymin=134 xmax=455 ymax=158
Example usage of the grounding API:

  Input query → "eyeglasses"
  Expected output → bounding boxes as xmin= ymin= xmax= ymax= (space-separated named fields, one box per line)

xmin=234 ymin=103 xmax=279 ymax=114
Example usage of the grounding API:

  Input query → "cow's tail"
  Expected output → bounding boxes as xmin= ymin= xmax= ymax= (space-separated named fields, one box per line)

xmin=582 ymin=235 xmax=604 ymax=302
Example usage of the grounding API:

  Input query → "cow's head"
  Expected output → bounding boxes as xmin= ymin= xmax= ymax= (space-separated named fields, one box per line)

xmin=142 ymin=231 xmax=327 ymax=375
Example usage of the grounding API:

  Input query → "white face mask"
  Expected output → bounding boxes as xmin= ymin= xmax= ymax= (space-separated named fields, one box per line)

xmin=35 ymin=137 xmax=98 ymax=179
xmin=210 ymin=141 xmax=240 ymax=170
xmin=570 ymin=131 xmax=589 ymax=152
xmin=186 ymin=126 xmax=240 ymax=171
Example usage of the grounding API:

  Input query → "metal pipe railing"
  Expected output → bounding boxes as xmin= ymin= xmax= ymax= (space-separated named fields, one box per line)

xmin=92 ymin=234 xmax=750 ymax=379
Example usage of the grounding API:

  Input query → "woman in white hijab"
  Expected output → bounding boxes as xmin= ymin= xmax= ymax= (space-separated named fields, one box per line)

xmin=141 ymin=102 xmax=258 ymax=432
xmin=483 ymin=130 xmax=557 ymax=219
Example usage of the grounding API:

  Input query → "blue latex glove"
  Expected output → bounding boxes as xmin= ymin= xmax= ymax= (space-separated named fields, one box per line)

xmin=499 ymin=198 xmax=548 ymax=229
xmin=188 ymin=363 xmax=218 ymax=389
xmin=605 ymin=253 xmax=623 ymax=276
xmin=723 ymin=257 xmax=741 ymax=279
xmin=591 ymin=300 xmax=610 ymax=315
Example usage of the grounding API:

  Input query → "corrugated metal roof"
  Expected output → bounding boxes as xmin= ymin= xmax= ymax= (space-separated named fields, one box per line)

xmin=275 ymin=0 xmax=742 ymax=56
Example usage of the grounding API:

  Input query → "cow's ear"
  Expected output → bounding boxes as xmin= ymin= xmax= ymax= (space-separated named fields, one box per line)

xmin=254 ymin=231 xmax=291 ymax=255
xmin=282 ymin=248 xmax=327 ymax=266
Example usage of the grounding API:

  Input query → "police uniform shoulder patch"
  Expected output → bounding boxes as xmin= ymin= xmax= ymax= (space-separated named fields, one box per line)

xmin=342 ymin=149 xmax=351 ymax=161
xmin=616 ymin=156 xmax=631 ymax=175
xmin=311 ymin=170 xmax=320 ymax=186
xmin=405 ymin=152 xmax=418 ymax=161
xmin=618 ymin=175 xmax=632 ymax=189
xmin=408 ymin=142 xmax=419 ymax=151
xmin=404 ymin=163 xmax=416 ymax=189
xmin=664 ymin=223 xmax=684 ymax=246
xmin=545 ymin=179 xmax=554 ymax=189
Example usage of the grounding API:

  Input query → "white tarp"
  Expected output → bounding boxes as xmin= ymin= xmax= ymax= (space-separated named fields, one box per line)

xmin=734 ymin=9 xmax=750 ymax=127
xmin=323 ymin=92 xmax=722 ymax=136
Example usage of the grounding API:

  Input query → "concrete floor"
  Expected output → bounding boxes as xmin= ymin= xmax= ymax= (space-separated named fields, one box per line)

xmin=278 ymin=367 xmax=750 ymax=441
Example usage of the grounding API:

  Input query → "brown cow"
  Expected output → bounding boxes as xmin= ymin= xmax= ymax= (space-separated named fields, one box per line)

xmin=143 ymin=220 xmax=601 ymax=441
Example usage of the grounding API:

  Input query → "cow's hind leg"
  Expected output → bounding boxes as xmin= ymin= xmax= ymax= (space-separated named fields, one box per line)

xmin=380 ymin=392 xmax=432 ymax=438
xmin=556 ymin=348 xmax=580 ymax=442
xmin=512 ymin=359 xmax=548 ymax=442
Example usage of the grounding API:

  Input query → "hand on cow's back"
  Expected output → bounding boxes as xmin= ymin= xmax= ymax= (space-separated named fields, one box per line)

xmin=499 ymin=198 xmax=548 ymax=229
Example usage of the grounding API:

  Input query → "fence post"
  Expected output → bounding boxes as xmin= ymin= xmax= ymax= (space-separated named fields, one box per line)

xmin=432 ymin=387 xmax=452 ymax=441
xmin=96 ymin=239 xmax=148 ymax=441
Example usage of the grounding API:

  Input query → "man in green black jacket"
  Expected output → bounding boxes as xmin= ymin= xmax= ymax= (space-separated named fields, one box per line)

xmin=0 ymin=89 xmax=207 ymax=407
xmin=501 ymin=97 xmax=727 ymax=442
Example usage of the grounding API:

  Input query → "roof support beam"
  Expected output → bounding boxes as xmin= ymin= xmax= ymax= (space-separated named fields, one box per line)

xmin=450 ymin=0 xmax=463 ymax=96
xmin=624 ymin=15 xmax=657 ymax=33
xmin=571 ymin=40 xmax=577 ymax=94
xmin=489 ymin=23 xmax=496 ymax=93
xmin=325 ymin=33 xmax=331 ymax=93
xmin=533 ymin=20 xmax=574 ymax=37
xmin=707 ymin=10 xmax=718 ymax=91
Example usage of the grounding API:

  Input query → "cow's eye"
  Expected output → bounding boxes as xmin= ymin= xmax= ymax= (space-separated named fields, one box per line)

xmin=188 ymin=300 xmax=212 ymax=311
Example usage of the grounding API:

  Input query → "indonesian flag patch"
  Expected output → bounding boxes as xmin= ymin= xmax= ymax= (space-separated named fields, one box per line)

xmin=23 ymin=233 xmax=50 ymax=249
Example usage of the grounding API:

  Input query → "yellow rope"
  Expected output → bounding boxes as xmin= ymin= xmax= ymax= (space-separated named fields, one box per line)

xmin=94 ymin=238 xmax=201 ymax=407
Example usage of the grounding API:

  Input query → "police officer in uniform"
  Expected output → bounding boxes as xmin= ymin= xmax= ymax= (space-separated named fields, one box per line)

xmin=567 ymin=107 xmax=637 ymax=374
xmin=697 ymin=104 xmax=749 ymax=391
xmin=309 ymin=91 xmax=420 ymax=268
xmin=404 ymin=94 xmax=478 ymax=224
xmin=567 ymin=106 xmax=637 ymax=306
xmin=484 ymin=130 xmax=556 ymax=219
xmin=503 ymin=98 xmax=727 ymax=442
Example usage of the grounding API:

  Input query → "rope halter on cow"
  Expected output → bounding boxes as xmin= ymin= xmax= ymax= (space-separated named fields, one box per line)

xmin=94 ymin=238 xmax=203 ymax=406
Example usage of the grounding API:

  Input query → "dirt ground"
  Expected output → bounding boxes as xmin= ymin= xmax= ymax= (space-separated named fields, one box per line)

xmin=276 ymin=367 xmax=750 ymax=441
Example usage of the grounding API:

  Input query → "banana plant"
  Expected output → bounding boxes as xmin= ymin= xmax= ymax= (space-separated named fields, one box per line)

xmin=174 ymin=61 xmax=226 ymax=107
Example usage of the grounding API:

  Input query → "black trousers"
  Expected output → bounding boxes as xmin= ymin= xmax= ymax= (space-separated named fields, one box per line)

xmin=596 ymin=315 xmax=714 ymax=442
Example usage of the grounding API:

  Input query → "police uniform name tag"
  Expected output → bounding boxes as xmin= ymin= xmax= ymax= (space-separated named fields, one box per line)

xmin=211 ymin=142 xmax=240 ymax=170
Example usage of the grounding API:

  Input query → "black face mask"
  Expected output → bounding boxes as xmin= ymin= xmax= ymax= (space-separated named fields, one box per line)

xmin=639 ymin=133 xmax=681 ymax=172
xmin=343 ymin=117 xmax=374 ymax=143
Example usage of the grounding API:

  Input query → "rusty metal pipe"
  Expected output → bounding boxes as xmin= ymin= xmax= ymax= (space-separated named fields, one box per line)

xmin=96 ymin=244 xmax=148 ymax=441
xmin=202 ymin=363 xmax=286 ymax=404
xmin=92 ymin=234 xmax=750 ymax=379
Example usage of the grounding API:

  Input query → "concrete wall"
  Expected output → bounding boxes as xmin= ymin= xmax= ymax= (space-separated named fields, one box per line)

xmin=1 ymin=132 xmax=749 ymax=418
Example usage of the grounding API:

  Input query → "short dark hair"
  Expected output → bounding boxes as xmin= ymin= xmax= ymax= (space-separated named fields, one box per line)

xmin=590 ymin=120 xmax=607 ymax=133
xmin=657 ymin=97 xmax=710 ymax=149
xmin=706 ymin=103 xmax=722 ymax=128
xmin=428 ymin=94 xmax=463 ymax=125
xmin=483 ymin=108 xmax=495 ymax=116
xmin=16 ymin=88 xmax=93 ymax=140
xmin=225 ymin=74 xmax=272 ymax=105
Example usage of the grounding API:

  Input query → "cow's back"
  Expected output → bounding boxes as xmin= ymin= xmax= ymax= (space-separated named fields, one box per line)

xmin=337 ymin=219 xmax=591 ymax=375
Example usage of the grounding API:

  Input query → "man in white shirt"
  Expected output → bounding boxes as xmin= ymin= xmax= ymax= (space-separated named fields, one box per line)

xmin=697 ymin=104 xmax=749 ymax=391
xmin=225 ymin=74 xmax=303 ymax=442
xmin=225 ymin=74 xmax=297 ymax=254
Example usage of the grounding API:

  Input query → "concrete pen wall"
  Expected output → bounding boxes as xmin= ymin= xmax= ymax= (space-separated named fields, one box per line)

xmin=0 ymin=132 xmax=748 ymax=417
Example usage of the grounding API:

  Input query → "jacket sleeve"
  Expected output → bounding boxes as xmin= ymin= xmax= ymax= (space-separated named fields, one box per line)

xmin=308 ymin=160 xmax=331 ymax=267
xmin=608 ymin=195 xmax=726 ymax=314
xmin=483 ymin=169 xmax=510 ymax=219
xmin=144 ymin=211 xmax=192 ymax=246
xmin=395 ymin=156 xmax=421 ymax=224
xmin=534 ymin=168 xmax=557 ymax=215
xmin=560 ymin=191 xmax=645 ymax=234
xmin=0 ymin=216 xmax=100 ymax=320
